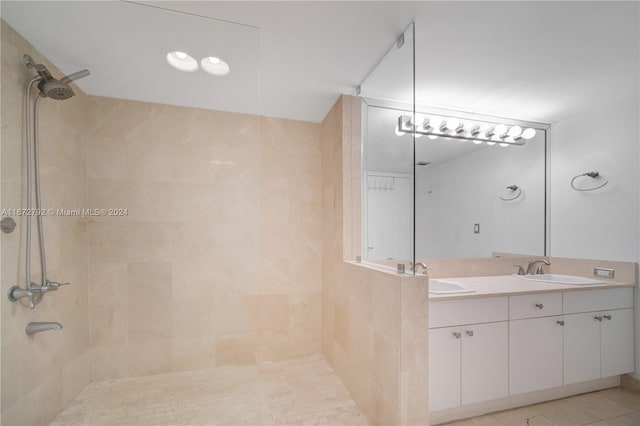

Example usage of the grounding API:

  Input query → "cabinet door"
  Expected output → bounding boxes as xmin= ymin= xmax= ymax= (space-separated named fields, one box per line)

xmin=563 ymin=312 xmax=601 ymax=384
xmin=601 ymin=309 xmax=635 ymax=377
xmin=429 ymin=327 xmax=461 ymax=411
xmin=509 ymin=316 xmax=563 ymax=395
xmin=461 ymin=322 xmax=508 ymax=405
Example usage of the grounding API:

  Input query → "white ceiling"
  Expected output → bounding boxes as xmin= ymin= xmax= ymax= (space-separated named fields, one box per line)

xmin=2 ymin=1 xmax=638 ymax=124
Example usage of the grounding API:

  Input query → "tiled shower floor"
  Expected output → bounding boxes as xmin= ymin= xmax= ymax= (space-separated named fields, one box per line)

xmin=50 ymin=354 xmax=640 ymax=426
xmin=50 ymin=355 xmax=368 ymax=426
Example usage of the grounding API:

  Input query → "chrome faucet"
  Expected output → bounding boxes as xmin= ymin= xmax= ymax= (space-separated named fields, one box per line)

xmin=25 ymin=322 xmax=62 ymax=336
xmin=526 ymin=259 xmax=551 ymax=275
xmin=513 ymin=264 xmax=526 ymax=275
xmin=410 ymin=262 xmax=429 ymax=273
xmin=8 ymin=280 xmax=69 ymax=309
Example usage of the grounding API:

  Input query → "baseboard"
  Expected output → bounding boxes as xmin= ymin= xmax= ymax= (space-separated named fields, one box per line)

xmin=430 ymin=376 xmax=620 ymax=425
xmin=621 ymin=374 xmax=640 ymax=393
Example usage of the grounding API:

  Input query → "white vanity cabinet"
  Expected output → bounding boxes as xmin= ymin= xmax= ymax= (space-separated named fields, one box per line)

xmin=601 ymin=308 xmax=634 ymax=377
xmin=509 ymin=292 xmax=564 ymax=395
xmin=563 ymin=288 xmax=634 ymax=384
xmin=509 ymin=315 xmax=564 ymax=394
xmin=429 ymin=297 xmax=509 ymax=411
xmin=429 ymin=327 xmax=461 ymax=411
xmin=429 ymin=285 xmax=635 ymax=415
xmin=461 ymin=321 xmax=509 ymax=405
xmin=563 ymin=311 xmax=601 ymax=384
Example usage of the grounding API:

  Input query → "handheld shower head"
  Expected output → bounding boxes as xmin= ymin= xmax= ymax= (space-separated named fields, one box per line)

xmin=38 ymin=79 xmax=75 ymax=100
xmin=24 ymin=54 xmax=90 ymax=101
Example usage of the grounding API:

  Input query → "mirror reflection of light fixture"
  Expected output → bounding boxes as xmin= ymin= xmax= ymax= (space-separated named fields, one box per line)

xmin=395 ymin=114 xmax=537 ymax=147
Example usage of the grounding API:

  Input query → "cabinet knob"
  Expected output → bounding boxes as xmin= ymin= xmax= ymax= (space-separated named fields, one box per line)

xmin=603 ymin=314 xmax=612 ymax=320
xmin=453 ymin=332 xmax=461 ymax=339
xmin=535 ymin=303 xmax=544 ymax=310
xmin=466 ymin=330 xmax=474 ymax=337
xmin=594 ymin=315 xmax=603 ymax=322
xmin=557 ymin=320 xmax=565 ymax=326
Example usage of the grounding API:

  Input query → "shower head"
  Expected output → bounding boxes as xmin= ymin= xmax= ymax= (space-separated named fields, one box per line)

xmin=38 ymin=79 xmax=75 ymax=100
xmin=24 ymin=54 xmax=90 ymax=100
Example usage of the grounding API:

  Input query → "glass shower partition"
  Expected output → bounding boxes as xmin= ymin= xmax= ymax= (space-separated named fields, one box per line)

xmin=358 ymin=23 xmax=416 ymax=273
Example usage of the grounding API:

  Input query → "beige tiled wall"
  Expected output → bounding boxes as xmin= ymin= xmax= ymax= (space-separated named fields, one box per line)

xmin=321 ymin=96 xmax=429 ymax=425
xmin=2 ymin=19 xmax=324 ymax=423
xmin=86 ymin=98 xmax=323 ymax=379
xmin=1 ymin=22 xmax=90 ymax=425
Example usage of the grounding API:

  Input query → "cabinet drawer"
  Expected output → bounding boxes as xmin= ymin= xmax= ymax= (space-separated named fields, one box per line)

xmin=429 ymin=297 xmax=508 ymax=328
xmin=510 ymin=292 xmax=562 ymax=320
xmin=563 ymin=288 xmax=633 ymax=314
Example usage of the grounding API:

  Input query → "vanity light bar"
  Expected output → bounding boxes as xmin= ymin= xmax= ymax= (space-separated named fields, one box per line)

xmin=396 ymin=115 xmax=537 ymax=147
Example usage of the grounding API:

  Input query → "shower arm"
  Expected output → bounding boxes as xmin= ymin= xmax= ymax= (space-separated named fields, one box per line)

xmin=60 ymin=69 xmax=90 ymax=84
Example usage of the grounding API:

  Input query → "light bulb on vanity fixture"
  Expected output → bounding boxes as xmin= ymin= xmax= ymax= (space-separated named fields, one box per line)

xmin=494 ymin=124 xmax=508 ymax=139
xmin=508 ymin=125 xmax=523 ymax=138
xmin=521 ymin=128 xmax=536 ymax=139
xmin=448 ymin=118 xmax=464 ymax=134
xmin=429 ymin=116 xmax=443 ymax=130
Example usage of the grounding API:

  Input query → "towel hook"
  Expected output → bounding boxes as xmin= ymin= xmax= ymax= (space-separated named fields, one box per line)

xmin=570 ymin=171 xmax=608 ymax=192
xmin=499 ymin=185 xmax=522 ymax=201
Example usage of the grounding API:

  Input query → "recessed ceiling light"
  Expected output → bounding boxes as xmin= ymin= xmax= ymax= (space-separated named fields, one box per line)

xmin=166 ymin=51 xmax=198 ymax=72
xmin=201 ymin=57 xmax=230 ymax=77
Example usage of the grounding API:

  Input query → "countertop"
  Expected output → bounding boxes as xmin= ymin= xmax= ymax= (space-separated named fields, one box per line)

xmin=428 ymin=274 xmax=635 ymax=301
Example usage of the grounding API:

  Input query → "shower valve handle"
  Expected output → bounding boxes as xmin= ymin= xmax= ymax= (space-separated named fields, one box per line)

xmin=7 ymin=285 xmax=36 ymax=309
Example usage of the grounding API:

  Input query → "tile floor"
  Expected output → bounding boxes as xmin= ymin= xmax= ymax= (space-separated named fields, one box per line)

xmin=444 ymin=388 xmax=640 ymax=426
xmin=51 ymin=355 xmax=640 ymax=426
xmin=50 ymin=355 xmax=368 ymax=426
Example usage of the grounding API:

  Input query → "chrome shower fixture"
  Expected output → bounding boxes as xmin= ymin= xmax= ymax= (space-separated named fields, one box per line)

xmin=6 ymin=54 xmax=90 ymax=311
xmin=395 ymin=114 xmax=538 ymax=147
xmin=23 ymin=54 xmax=90 ymax=100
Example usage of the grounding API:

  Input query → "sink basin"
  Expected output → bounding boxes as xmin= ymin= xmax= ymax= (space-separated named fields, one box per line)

xmin=513 ymin=274 xmax=605 ymax=285
xmin=430 ymin=279 xmax=476 ymax=294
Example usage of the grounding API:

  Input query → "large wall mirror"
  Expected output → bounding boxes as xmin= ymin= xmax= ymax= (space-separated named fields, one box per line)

xmin=362 ymin=99 xmax=548 ymax=263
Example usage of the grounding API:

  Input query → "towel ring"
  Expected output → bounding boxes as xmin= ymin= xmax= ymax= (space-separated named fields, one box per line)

xmin=570 ymin=171 xmax=608 ymax=192
xmin=499 ymin=185 xmax=522 ymax=201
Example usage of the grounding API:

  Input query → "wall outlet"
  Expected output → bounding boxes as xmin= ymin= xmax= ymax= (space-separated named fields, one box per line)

xmin=594 ymin=267 xmax=615 ymax=279
xmin=474 ymin=223 xmax=480 ymax=234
